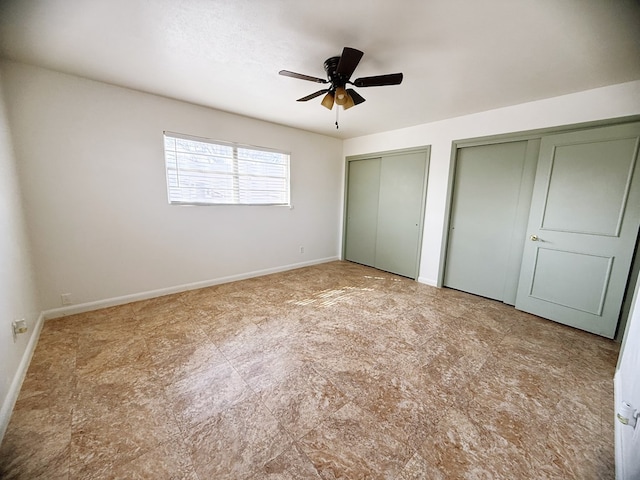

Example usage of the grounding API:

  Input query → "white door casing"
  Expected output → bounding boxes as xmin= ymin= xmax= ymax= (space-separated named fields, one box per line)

xmin=615 ymin=274 xmax=640 ymax=479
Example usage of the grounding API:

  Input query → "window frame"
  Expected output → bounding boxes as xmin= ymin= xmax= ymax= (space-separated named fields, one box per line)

xmin=163 ymin=131 xmax=291 ymax=207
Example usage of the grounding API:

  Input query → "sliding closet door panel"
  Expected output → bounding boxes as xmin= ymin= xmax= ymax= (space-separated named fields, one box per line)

xmin=375 ymin=152 xmax=427 ymax=278
xmin=444 ymin=141 xmax=530 ymax=301
xmin=344 ymin=158 xmax=381 ymax=267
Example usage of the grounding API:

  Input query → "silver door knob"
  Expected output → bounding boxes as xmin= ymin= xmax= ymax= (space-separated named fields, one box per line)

xmin=530 ymin=234 xmax=539 ymax=241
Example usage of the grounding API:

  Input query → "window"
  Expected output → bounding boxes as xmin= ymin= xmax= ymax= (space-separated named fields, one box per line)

xmin=163 ymin=132 xmax=290 ymax=205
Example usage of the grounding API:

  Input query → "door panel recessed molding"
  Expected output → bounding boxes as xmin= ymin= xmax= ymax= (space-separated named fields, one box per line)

xmin=528 ymin=247 xmax=613 ymax=316
xmin=538 ymin=137 xmax=639 ymax=237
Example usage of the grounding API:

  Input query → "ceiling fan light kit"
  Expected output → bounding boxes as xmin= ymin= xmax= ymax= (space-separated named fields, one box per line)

xmin=279 ymin=47 xmax=403 ymax=126
xmin=321 ymin=92 xmax=335 ymax=110
xmin=334 ymin=86 xmax=349 ymax=106
xmin=342 ymin=92 xmax=355 ymax=110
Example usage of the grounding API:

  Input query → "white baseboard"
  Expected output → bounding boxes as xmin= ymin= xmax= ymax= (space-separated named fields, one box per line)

xmin=417 ymin=276 xmax=438 ymax=287
xmin=0 ymin=312 xmax=45 ymax=442
xmin=44 ymin=256 xmax=340 ymax=320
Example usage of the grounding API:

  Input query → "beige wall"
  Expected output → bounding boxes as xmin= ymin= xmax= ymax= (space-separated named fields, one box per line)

xmin=0 ymin=69 xmax=41 ymax=439
xmin=1 ymin=61 xmax=344 ymax=311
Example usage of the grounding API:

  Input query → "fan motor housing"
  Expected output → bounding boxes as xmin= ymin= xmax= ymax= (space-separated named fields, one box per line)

xmin=323 ymin=56 xmax=348 ymax=89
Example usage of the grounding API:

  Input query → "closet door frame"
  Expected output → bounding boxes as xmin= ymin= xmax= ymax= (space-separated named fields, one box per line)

xmin=343 ymin=146 xmax=431 ymax=280
xmin=439 ymin=114 xmax=640 ymax=340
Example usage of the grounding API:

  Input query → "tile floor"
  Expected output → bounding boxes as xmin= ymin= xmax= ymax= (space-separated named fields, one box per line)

xmin=0 ymin=261 xmax=619 ymax=479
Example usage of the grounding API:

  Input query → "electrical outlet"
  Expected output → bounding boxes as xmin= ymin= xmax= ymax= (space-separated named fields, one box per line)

xmin=299 ymin=246 xmax=304 ymax=254
xmin=12 ymin=319 xmax=27 ymax=342
xmin=61 ymin=293 xmax=73 ymax=305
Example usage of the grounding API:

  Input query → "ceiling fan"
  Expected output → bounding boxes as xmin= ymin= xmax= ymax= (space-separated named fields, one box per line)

xmin=279 ymin=47 xmax=403 ymax=111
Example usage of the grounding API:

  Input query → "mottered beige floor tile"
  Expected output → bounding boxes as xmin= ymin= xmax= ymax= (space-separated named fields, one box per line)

xmin=0 ymin=261 xmax=619 ymax=479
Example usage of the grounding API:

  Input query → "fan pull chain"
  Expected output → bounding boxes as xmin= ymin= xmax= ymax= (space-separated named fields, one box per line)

xmin=335 ymin=106 xmax=339 ymax=129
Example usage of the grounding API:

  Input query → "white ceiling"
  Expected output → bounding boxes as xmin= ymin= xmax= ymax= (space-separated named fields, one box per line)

xmin=1 ymin=0 xmax=639 ymax=139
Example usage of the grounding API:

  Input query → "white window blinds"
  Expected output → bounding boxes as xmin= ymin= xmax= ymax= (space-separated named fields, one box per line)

xmin=164 ymin=132 xmax=290 ymax=205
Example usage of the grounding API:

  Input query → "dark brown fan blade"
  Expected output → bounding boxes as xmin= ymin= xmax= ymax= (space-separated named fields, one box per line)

xmin=335 ymin=47 xmax=364 ymax=78
xmin=346 ymin=88 xmax=366 ymax=105
xmin=353 ymin=73 xmax=403 ymax=87
xmin=279 ymin=70 xmax=328 ymax=84
xmin=297 ymin=89 xmax=330 ymax=102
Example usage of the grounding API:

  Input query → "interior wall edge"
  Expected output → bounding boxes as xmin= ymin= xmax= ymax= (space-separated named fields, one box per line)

xmin=0 ymin=65 xmax=43 ymax=446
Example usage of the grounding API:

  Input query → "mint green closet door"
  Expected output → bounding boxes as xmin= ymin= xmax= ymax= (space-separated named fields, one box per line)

xmin=344 ymin=158 xmax=381 ymax=267
xmin=516 ymin=122 xmax=640 ymax=338
xmin=375 ymin=152 xmax=428 ymax=278
xmin=444 ymin=141 xmax=537 ymax=303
